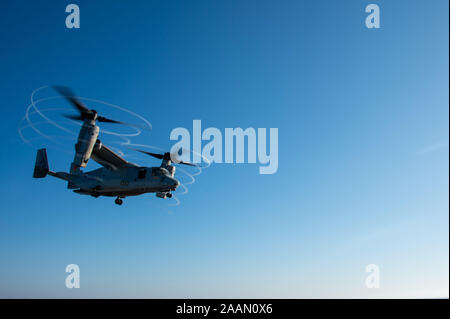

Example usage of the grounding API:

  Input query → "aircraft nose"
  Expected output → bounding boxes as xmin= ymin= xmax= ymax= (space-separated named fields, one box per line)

xmin=167 ymin=177 xmax=179 ymax=187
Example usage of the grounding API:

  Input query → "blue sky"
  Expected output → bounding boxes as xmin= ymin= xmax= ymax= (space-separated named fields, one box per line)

xmin=0 ymin=0 xmax=448 ymax=298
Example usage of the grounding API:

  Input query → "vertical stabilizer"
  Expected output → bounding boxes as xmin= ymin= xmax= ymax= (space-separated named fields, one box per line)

xmin=33 ymin=149 xmax=49 ymax=178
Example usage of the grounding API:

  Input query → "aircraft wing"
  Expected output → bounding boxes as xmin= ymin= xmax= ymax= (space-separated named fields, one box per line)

xmin=91 ymin=143 xmax=132 ymax=170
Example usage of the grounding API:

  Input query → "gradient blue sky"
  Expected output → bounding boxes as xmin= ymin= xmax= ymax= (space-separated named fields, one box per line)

xmin=0 ymin=0 xmax=448 ymax=298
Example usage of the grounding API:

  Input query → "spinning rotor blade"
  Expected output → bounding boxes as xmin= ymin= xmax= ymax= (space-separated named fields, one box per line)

xmin=63 ymin=113 xmax=132 ymax=126
xmin=53 ymin=86 xmax=91 ymax=115
xmin=132 ymin=149 xmax=165 ymax=160
xmin=62 ymin=114 xmax=84 ymax=121
xmin=176 ymin=160 xmax=197 ymax=167
xmin=172 ymin=147 xmax=197 ymax=166
xmin=54 ymin=86 xmax=151 ymax=130
xmin=132 ymin=148 xmax=197 ymax=166
xmin=97 ymin=116 xmax=140 ymax=129
xmin=97 ymin=116 xmax=123 ymax=124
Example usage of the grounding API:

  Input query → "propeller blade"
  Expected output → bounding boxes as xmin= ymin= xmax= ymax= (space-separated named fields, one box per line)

xmin=54 ymin=86 xmax=151 ymax=131
xmin=53 ymin=86 xmax=91 ymax=115
xmin=62 ymin=114 xmax=84 ymax=121
xmin=130 ymin=148 xmax=197 ymax=166
xmin=132 ymin=149 xmax=164 ymax=160
xmin=97 ymin=116 xmax=147 ymax=131
xmin=170 ymin=148 xmax=197 ymax=166
xmin=97 ymin=116 xmax=125 ymax=124
xmin=176 ymin=160 xmax=197 ymax=167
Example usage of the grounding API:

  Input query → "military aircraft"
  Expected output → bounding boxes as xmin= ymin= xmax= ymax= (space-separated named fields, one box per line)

xmin=32 ymin=86 xmax=196 ymax=205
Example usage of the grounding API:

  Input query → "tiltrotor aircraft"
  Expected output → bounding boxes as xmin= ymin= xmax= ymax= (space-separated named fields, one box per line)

xmin=33 ymin=86 xmax=195 ymax=205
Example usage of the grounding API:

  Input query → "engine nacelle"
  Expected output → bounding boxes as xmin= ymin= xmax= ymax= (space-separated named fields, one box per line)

xmin=165 ymin=165 xmax=176 ymax=177
xmin=72 ymin=123 xmax=99 ymax=171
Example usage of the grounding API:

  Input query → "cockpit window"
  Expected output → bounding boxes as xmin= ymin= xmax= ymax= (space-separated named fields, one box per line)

xmin=137 ymin=168 xmax=147 ymax=179
xmin=150 ymin=167 xmax=169 ymax=177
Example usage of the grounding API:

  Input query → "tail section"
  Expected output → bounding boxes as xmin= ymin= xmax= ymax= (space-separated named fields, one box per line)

xmin=33 ymin=148 xmax=49 ymax=178
xmin=32 ymin=149 xmax=79 ymax=187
